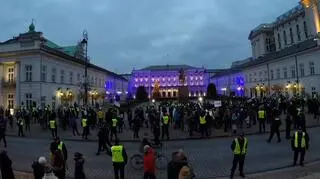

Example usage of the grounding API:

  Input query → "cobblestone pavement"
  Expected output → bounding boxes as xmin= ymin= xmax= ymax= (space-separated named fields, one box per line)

xmin=216 ymin=161 xmax=320 ymax=179
xmin=5 ymin=113 xmax=320 ymax=142
xmin=2 ymin=126 xmax=320 ymax=179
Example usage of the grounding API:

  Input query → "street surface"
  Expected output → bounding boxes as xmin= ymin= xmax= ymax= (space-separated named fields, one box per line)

xmin=3 ymin=127 xmax=320 ymax=179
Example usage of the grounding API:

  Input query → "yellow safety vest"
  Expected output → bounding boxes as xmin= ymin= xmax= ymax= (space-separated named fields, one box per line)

xmin=98 ymin=111 xmax=104 ymax=119
xmin=82 ymin=119 xmax=87 ymax=127
xmin=294 ymin=132 xmax=306 ymax=148
xmin=58 ymin=142 xmax=63 ymax=151
xmin=163 ymin=116 xmax=169 ymax=125
xmin=258 ymin=110 xmax=265 ymax=119
xmin=49 ymin=120 xmax=56 ymax=129
xmin=112 ymin=118 xmax=118 ymax=127
xmin=199 ymin=116 xmax=206 ymax=124
xmin=111 ymin=145 xmax=124 ymax=162
xmin=233 ymin=138 xmax=248 ymax=155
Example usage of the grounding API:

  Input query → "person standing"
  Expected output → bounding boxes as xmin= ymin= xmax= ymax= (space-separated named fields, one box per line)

xmin=107 ymin=138 xmax=128 ymax=179
xmin=199 ymin=112 xmax=207 ymax=138
xmin=17 ymin=116 xmax=24 ymax=137
xmin=74 ymin=152 xmax=86 ymax=179
xmin=230 ymin=132 xmax=247 ymax=179
xmin=49 ymin=118 xmax=58 ymax=138
xmin=291 ymin=127 xmax=309 ymax=166
xmin=82 ymin=113 xmax=88 ymax=140
xmin=0 ymin=109 xmax=7 ymax=148
xmin=285 ymin=114 xmax=292 ymax=140
xmin=257 ymin=106 xmax=266 ymax=133
xmin=96 ymin=127 xmax=108 ymax=155
xmin=110 ymin=116 xmax=118 ymax=141
xmin=143 ymin=145 xmax=156 ymax=179
xmin=161 ymin=113 xmax=170 ymax=140
xmin=267 ymin=110 xmax=281 ymax=143
xmin=32 ymin=156 xmax=46 ymax=179
xmin=0 ymin=149 xmax=15 ymax=179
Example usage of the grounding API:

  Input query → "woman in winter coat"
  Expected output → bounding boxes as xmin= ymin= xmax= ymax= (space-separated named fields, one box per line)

xmin=74 ymin=152 xmax=86 ymax=179
xmin=0 ymin=149 xmax=15 ymax=179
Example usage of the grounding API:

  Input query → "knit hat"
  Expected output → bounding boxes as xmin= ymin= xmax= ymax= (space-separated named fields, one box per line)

xmin=38 ymin=157 xmax=47 ymax=165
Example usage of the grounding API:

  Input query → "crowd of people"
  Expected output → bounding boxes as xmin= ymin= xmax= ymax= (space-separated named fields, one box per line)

xmin=0 ymin=93 xmax=316 ymax=179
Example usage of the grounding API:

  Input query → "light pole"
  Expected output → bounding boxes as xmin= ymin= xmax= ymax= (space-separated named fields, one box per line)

xmin=81 ymin=30 xmax=88 ymax=106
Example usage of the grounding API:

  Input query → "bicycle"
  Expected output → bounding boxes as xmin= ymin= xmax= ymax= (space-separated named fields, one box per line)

xmin=130 ymin=146 xmax=169 ymax=170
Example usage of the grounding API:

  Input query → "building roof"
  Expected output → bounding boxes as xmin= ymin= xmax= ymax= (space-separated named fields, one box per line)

xmin=0 ymin=24 xmax=127 ymax=82
xmin=139 ymin=64 xmax=197 ymax=71
xmin=205 ymin=69 xmax=226 ymax=73
xmin=212 ymin=38 xmax=318 ymax=78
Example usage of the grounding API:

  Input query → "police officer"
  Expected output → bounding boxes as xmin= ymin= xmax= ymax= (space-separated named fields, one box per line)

xmin=50 ymin=137 xmax=68 ymax=163
xmin=258 ymin=106 xmax=266 ymax=133
xmin=82 ymin=112 xmax=89 ymax=140
xmin=107 ymin=138 xmax=127 ymax=179
xmin=199 ymin=111 xmax=207 ymax=138
xmin=291 ymin=127 xmax=309 ymax=166
xmin=49 ymin=118 xmax=57 ymax=138
xmin=230 ymin=132 xmax=247 ymax=179
xmin=110 ymin=115 xmax=118 ymax=141
xmin=161 ymin=113 xmax=170 ymax=140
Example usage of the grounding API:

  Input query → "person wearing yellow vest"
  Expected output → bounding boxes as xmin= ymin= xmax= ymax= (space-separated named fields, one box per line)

xmin=97 ymin=109 xmax=104 ymax=127
xmin=82 ymin=116 xmax=89 ymax=140
xmin=49 ymin=119 xmax=57 ymax=138
xmin=110 ymin=116 xmax=118 ymax=141
xmin=291 ymin=127 xmax=309 ymax=166
xmin=107 ymin=138 xmax=127 ymax=179
xmin=161 ymin=113 xmax=170 ymax=140
xmin=257 ymin=106 xmax=266 ymax=133
xmin=230 ymin=132 xmax=247 ymax=179
xmin=199 ymin=111 xmax=208 ymax=138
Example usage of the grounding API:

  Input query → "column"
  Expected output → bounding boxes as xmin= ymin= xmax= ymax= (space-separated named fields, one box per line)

xmin=301 ymin=0 xmax=320 ymax=37
xmin=15 ymin=62 xmax=21 ymax=107
xmin=0 ymin=65 xmax=3 ymax=106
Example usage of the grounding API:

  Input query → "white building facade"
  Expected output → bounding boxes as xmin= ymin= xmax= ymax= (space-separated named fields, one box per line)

xmin=212 ymin=0 xmax=320 ymax=98
xmin=0 ymin=23 xmax=128 ymax=109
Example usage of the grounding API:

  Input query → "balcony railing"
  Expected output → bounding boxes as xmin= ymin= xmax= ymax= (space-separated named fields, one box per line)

xmin=2 ymin=78 xmax=16 ymax=88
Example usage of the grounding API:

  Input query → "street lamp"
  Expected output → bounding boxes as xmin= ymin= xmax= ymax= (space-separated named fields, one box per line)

xmin=81 ymin=30 xmax=88 ymax=106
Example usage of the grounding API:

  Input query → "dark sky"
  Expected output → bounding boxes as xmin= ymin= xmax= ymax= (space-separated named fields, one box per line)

xmin=0 ymin=0 xmax=298 ymax=73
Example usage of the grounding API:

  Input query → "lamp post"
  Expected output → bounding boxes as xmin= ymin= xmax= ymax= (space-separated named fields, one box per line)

xmin=81 ymin=30 xmax=88 ymax=106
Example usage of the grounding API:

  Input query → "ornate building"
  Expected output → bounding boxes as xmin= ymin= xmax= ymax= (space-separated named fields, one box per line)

xmin=211 ymin=0 xmax=320 ymax=98
xmin=130 ymin=65 xmax=209 ymax=99
xmin=0 ymin=23 xmax=128 ymax=109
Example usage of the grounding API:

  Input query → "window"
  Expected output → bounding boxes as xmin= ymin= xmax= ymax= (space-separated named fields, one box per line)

xmin=95 ymin=77 xmax=97 ymax=86
xmin=270 ymin=70 xmax=274 ymax=80
xmin=8 ymin=67 xmax=14 ymax=82
xmin=249 ymin=74 xmax=252 ymax=82
xmin=60 ymin=70 xmax=65 ymax=83
xmin=309 ymin=62 xmax=315 ymax=75
xmin=276 ymin=68 xmax=280 ymax=79
xmin=283 ymin=67 xmax=288 ymax=79
xmin=283 ymin=30 xmax=287 ymax=45
xmin=7 ymin=94 xmax=14 ymax=109
xmin=264 ymin=71 xmax=268 ymax=81
xmin=69 ymin=72 xmax=73 ymax=84
xmin=25 ymin=93 xmax=32 ymax=109
xmin=77 ymin=73 xmax=81 ymax=82
xmin=25 ymin=65 xmax=32 ymax=81
xmin=289 ymin=28 xmax=294 ymax=44
xmin=51 ymin=68 xmax=56 ymax=83
xmin=296 ymin=24 xmax=301 ymax=41
xmin=299 ymin=63 xmax=305 ymax=77
xmin=304 ymin=21 xmax=308 ymax=39
xmin=291 ymin=65 xmax=296 ymax=78
xmin=91 ymin=76 xmax=94 ymax=84
xmin=41 ymin=65 xmax=47 ymax=82
xmin=277 ymin=33 xmax=282 ymax=49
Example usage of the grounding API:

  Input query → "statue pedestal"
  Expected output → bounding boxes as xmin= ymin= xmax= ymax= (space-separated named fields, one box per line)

xmin=178 ymin=86 xmax=189 ymax=100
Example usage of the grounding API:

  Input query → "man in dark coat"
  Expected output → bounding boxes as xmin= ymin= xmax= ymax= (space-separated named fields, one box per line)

xmin=74 ymin=152 xmax=86 ymax=179
xmin=0 ymin=149 xmax=15 ymax=179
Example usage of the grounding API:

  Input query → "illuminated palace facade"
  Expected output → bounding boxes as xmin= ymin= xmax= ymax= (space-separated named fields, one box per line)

xmin=130 ymin=65 xmax=209 ymax=99
xmin=211 ymin=0 xmax=320 ymax=98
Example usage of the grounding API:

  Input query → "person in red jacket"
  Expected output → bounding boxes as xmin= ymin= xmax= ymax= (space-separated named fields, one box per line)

xmin=143 ymin=145 xmax=156 ymax=179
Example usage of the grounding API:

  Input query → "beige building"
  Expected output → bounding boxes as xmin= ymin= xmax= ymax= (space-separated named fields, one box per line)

xmin=212 ymin=0 xmax=320 ymax=98
xmin=0 ymin=23 xmax=128 ymax=109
